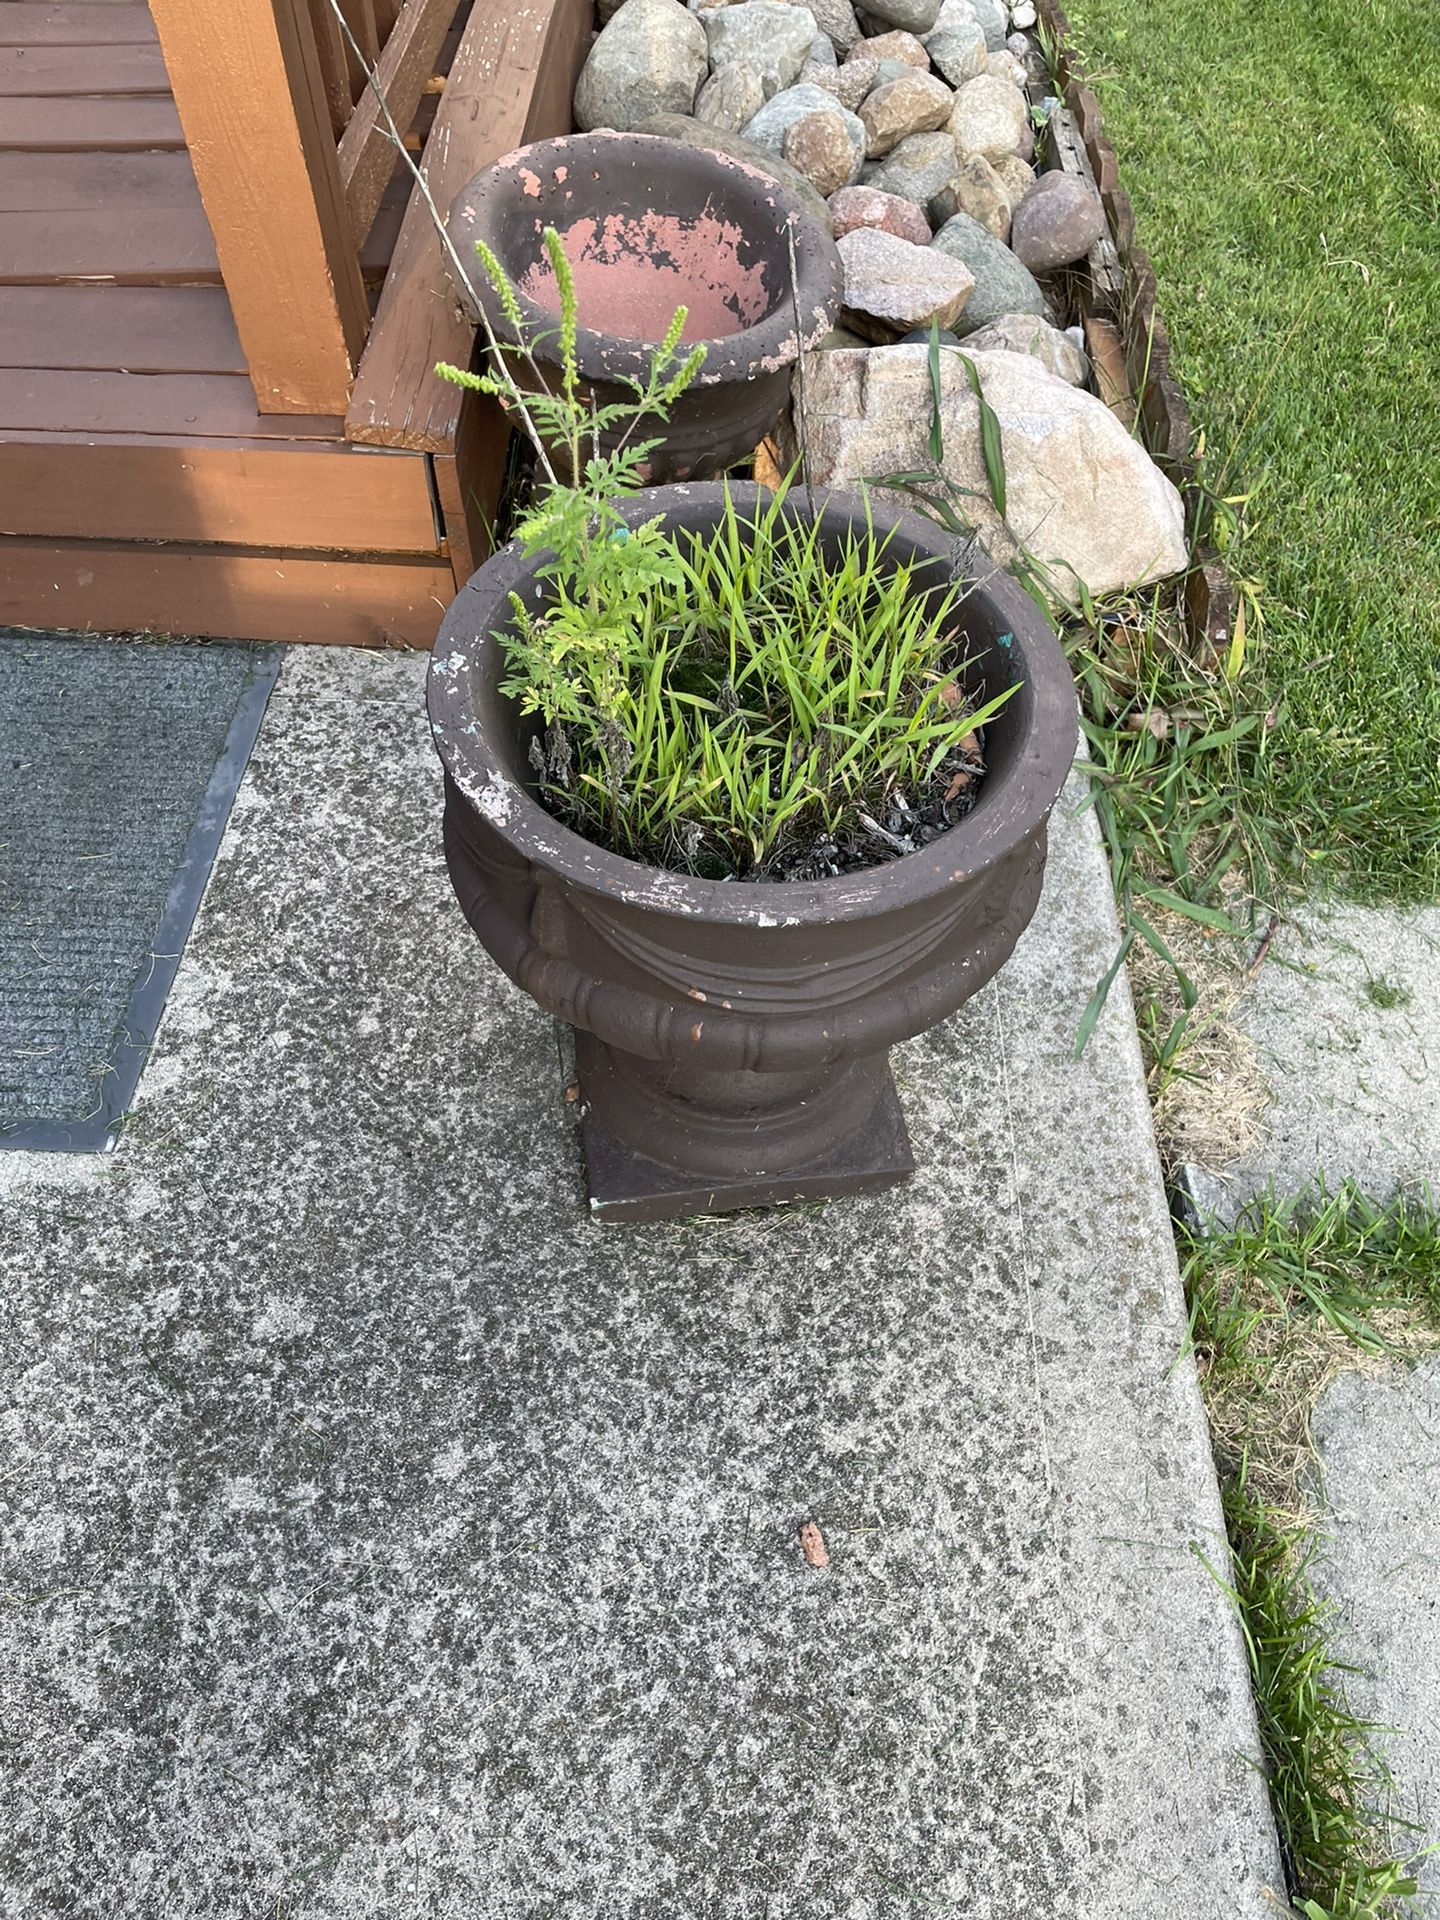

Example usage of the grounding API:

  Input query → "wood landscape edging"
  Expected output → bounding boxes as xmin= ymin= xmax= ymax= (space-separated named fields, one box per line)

xmin=1034 ymin=0 xmax=1233 ymax=655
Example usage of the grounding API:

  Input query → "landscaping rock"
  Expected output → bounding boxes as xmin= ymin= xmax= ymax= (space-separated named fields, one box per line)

xmin=860 ymin=71 xmax=954 ymax=156
xmin=837 ymin=227 xmax=974 ymax=333
xmin=801 ymin=54 xmax=877 ymax=106
xmin=870 ymin=56 xmax=914 ymax=86
xmin=694 ymin=61 xmax=766 ymax=129
xmin=991 ymin=150 xmax=1035 ymax=206
xmin=928 ymin=152 xmax=1011 ymax=237
xmin=574 ymin=0 xmax=708 ymax=131
xmin=829 ymin=180 xmax=933 ymax=243
xmin=851 ymin=26 xmax=929 ymax=63
xmin=789 ymin=343 xmax=1189 ymax=595
xmin=852 ymin=0 xmax=941 ymax=37
xmin=931 ymin=209 xmax=1045 ymax=330
xmin=963 ymin=310 xmax=1089 ymax=383
xmin=784 ymin=107 xmax=864 ymax=193
xmin=924 ymin=5 xmax=989 ymax=86
xmin=986 ymin=47 xmax=1028 ymax=86
xmin=635 ymin=112 xmax=836 ymax=230
xmin=703 ymin=0 xmax=818 ymax=97
xmin=1009 ymin=0 xmax=1037 ymax=24
xmin=970 ymin=0 xmax=1007 ymax=47
xmin=1009 ymin=170 xmax=1107 ymax=272
xmin=743 ymin=81 xmax=866 ymax=177
xmin=818 ymin=321 xmax=873 ymax=346
xmin=860 ymin=130 xmax=959 ymax=207
xmin=947 ymin=71 xmax=1028 ymax=160
xmin=808 ymin=30 xmax=839 ymax=63
xmin=1006 ymin=28 xmax=1048 ymax=81
xmin=795 ymin=0 xmax=863 ymax=52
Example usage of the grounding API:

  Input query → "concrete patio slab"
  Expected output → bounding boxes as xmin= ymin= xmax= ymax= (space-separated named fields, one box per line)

xmin=1310 ymin=1360 xmax=1440 ymax=1909
xmin=1185 ymin=899 xmax=1440 ymax=1222
xmin=0 ymin=648 xmax=1284 ymax=1917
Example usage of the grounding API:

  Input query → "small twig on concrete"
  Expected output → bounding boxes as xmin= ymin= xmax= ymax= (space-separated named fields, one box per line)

xmin=1246 ymin=910 xmax=1282 ymax=980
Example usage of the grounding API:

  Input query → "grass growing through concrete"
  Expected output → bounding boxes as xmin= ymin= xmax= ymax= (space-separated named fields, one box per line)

xmin=1184 ymin=1186 xmax=1440 ymax=1914
xmin=1065 ymin=0 xmax=1440 ymax=907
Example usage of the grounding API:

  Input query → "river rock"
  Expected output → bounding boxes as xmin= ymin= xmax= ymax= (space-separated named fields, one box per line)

xmin=635 ymin=113 xmax=835 ymax=230
xmin=859 ymin=71 xmax=954 ymax=156
xmin=947 ymin=72 xmax=1028 ymax=159
xmin=744 ymin=82 xmax=866 ymax=176
xmin=704 ymin=1 xmax=818 ymax=97
xmin=784 ymin=107 xmax=865 ymax=192
xmin=1009 ymin=0 xmax=1037 ymax=25
xmin=851 ymin=26 xmax=929 ymax=62
xmin=927 ymin=152 xmax=1010 ymax=236
xmin=800 ymin=54 xmax=877 ymax=106
xmin=837 ymin=228 xmax=974 ymax=333
xmin=962 ymin=311 xmax=1088 ymax=383
xmin=796 ymin=0 xmax=863 ymax=51
xmin=575 ymin=0 xmax=708 ymax=130
xmin=860 ymin=130 xmax=959 ymax=207
xmin=694 ymin=61 xmax=766 ymax=129
xmin=852 ymin=0 xmax=941 ymax=36
xmin=1009 ymin=170 xmax=1107 ymax=271
xmin=924 ymin=5 xmax=988 ymax=85
xmin=829 ymin=181 xmax=933 ymax=243
xmin=930 ymin=209 xmax=1045 ymax=330
xmin=808 ymin=29 xmax=839 ymax=63
xmin=785 ymin=344 xmax=1190 ymax=595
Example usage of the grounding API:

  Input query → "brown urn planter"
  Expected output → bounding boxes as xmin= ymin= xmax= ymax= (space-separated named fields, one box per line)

xmin=428 ymin=482 xmax=1077 ymax=1223
xmin=446 ymin=132 xmax=844 ymax=483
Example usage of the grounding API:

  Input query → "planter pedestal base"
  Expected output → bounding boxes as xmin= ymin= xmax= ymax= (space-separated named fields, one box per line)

xmin=577 ymin=1058 xmax=915 ymax=1225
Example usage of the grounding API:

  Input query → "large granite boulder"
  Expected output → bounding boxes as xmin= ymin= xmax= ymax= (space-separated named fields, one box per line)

xmin=786 ymin=344 xmax=1190 ymax=597
xmin=575 ymin=0 xmax=708 ymax=131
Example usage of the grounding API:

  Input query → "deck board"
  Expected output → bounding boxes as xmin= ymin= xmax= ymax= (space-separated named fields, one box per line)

xmin=0 ymin=287 xmax=245 ymax=373
xmin=0 ymin=208 xmax=219 ymax=282
xmin=0 ymin=149 xmax=198 ymax=209
xmin=0 ymin=41 xmax=170 ymax=90
xmin=0 ymin=369 xmax=343 ymax=438
xmin=0 ymin=93 xmax=183 ymax=146
xmin=2 ymin=538 xmax=456 ymax=647
xmin=0 ymin=4 xmax=158 ymax=44
xmin=0 ymin=432 xmax=442 ymax=551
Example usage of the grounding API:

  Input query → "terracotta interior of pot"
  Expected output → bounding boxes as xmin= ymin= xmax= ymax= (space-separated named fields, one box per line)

xmin=510 ymin=205 xmax=779 ymax=345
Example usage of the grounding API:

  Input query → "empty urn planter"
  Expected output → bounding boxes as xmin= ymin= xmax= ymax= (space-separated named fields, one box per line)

xmin=429 ymin=483 xmax=1077 ymax=1224
xmin=446 ymin=133 xmax=844 ymax=482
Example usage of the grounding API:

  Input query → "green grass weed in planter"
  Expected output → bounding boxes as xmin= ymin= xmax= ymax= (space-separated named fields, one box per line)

xmin=438 ymin=229 xmax=1017 ymax=884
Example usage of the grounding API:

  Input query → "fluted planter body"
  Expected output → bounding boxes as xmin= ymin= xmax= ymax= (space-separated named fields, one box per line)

xmin=429 ymin=483 xmax=1077 ymax=1221
xmin=447 ymin=132 xmax=843 ymax=482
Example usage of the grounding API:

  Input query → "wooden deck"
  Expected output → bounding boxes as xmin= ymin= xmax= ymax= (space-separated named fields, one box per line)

xmin=0 ymin=0 xmax=588 ymax=646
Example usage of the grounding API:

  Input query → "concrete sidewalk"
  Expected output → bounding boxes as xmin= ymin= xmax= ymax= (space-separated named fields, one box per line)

xmin=0 ymin=648 xmax=1283 ymax=1917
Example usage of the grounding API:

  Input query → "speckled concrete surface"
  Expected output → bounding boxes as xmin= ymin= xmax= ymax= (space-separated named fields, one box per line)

xmin=1310 ymin=1362 xmax=1440 ymax=1909
xmin=0 ymin=649 xmax=1283 ymax=1917
xmin=1185 ymin=900 xmax=1440 ymax=1222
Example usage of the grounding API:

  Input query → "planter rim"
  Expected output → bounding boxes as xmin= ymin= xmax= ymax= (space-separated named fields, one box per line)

xmin=428 ymin=481 xmax=1077 ymax=927
xmin=446 ymin=132 xmax=842 ymax=390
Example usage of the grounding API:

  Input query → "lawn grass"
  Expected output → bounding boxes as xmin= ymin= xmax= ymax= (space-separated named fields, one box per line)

xmin=1065 ymin=0 xmax=1440 ymax=905
xmin=1184 ymin=1187 xmax=1440 ymax=1914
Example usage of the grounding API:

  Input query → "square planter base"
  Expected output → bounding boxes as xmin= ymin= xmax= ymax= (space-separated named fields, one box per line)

xmin=579 ymin=1070 xmax=915 ymax=1225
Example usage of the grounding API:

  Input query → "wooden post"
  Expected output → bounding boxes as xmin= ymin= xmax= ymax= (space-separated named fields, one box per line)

xmin=150 ymin=0 xmax=369 ymax=416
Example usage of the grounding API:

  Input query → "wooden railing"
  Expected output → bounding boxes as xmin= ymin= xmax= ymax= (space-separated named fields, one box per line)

xmin=150 ymin=0 xmax=455 ymax=417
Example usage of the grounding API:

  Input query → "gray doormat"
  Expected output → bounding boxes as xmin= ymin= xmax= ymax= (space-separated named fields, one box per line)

xmin=0 ymin=631 xmax=280 ymax=1152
